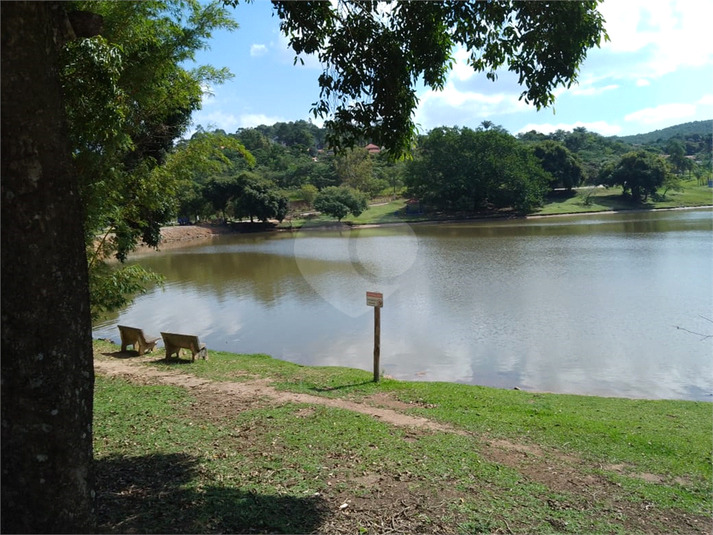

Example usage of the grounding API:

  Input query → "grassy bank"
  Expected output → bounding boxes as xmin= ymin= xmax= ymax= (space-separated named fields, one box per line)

xmin=93 ymin=340 xmax=711 ymax=534
xmin=534 ymin=181 xmax=712 ymax=216
xmin=279 ymin=182 xmax=712 ymax=228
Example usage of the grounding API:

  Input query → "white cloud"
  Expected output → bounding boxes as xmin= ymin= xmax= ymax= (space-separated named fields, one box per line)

xmin=624 ymin=103 xmax=696 ymax=125
xmin=695 ymin=95 xmax=713 ymax=117
xmin=238 ymin=113 xmax=285 ymax=128
xmin=516 ymin=121 xmax=622 ymax=137
xmin=597 ymin=0 xmax=713 ymax=79
xmin=200 ymin=83 xmax=216 ymax=101
xmin=451 ymin=46 xmax=476 ymax=82
xmin=187 ymin=111 xmax=285 ymax=135
xmin=308 ymin=116 xmax=325 ymax=129
xmin=419 ymin=83 xmax=513 ymax=108
xmin=190 ymin=111 xmax=242 ymax=133
xmin=415 ymin=81 xmax=533 ymax=130
xmin=636 ymin=79 xmax=650 ymax=87
xmin=250 ymin=44 xmax=268 ymax=57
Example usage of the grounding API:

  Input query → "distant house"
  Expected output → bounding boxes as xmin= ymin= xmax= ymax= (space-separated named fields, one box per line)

xmin=365 ymin=143 xmax=381 ymax=154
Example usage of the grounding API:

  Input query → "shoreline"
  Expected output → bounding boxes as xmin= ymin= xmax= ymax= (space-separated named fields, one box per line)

xmin=157 ymin=204 xmax=713 ymax=244
xmin=524 ymin=204 xmax=713 ymax=220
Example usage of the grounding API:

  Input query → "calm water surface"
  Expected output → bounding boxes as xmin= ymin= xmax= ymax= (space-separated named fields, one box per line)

xmin=94 ymin=209 xmax=713 ymax=401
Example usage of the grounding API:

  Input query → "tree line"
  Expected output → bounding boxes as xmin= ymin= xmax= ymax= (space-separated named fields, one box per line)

xmin=170 ymin=119 xmax=711 ymax=225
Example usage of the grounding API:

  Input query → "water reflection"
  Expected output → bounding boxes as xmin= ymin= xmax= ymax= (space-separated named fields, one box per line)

xmin=94 ymin=209 xmax=713 ymax=401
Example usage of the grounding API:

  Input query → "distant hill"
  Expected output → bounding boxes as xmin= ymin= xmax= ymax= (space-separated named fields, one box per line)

xmin=614 ymin=120 xmax=712 ymax=145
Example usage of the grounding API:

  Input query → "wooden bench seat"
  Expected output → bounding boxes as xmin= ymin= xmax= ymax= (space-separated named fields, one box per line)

xmin=118 ymin=325 xmax=159 ymax=355
xmin=161 ymin=332 xmax=208 ymax=361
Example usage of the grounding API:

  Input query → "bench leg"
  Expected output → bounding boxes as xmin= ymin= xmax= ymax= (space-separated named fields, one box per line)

xmin=138 ymin=341 xmax=156 ymax=356
xmin=188 ymin=347 xmax=208 ymax=361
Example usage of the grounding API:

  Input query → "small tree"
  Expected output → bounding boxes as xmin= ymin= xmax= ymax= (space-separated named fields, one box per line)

xmin=314 ymin=186 xmax=368 ymax=221
xmin=660 ymin=173 xmax=684 ymax=198
xmin=532 ymin=140 xmax=584 ymax=191
xmin=300 ymin=184 xmax=319 ymax=207
xmin=232 ymin=173 xmax=289 ymax=223
xmin=335 ymin=148 xmax=377 ymax=193
xmin=205 ymin=176 xmax=239 ymax=221
xmin=599 ymin=150 xmax=668 ymax=202
xmin=665 ymin=140 xmax=692 ymax=175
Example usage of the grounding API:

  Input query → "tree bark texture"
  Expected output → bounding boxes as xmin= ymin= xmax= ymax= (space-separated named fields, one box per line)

xmin=2 ymin=2 xmax=95 ymax=532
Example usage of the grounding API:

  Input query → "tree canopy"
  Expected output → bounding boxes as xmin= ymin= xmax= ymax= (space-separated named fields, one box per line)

xmin=267 ymin=0 xmax=608 ymax=158
xmin=314 ymin=186 xmax=368 ymax=221
xmin=405 ymin=126 xmax=550 ymax=213
xmin=66 ymin=0 xmax=239 ymax=258
xmin=531 ymin=140 xmax=585 ymax=191
xmin=599 ymin=150 xmax=669 ymax=202
xmin=62 ymin=1 xmax=247 ymax=319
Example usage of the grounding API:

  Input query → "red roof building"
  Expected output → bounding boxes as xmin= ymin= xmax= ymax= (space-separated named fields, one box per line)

xmin=365 ymin=143 xmax=381 ymax=154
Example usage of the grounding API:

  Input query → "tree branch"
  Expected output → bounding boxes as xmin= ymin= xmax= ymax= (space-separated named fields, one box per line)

xmin=673 ymin=325 xmax=713 ymax=341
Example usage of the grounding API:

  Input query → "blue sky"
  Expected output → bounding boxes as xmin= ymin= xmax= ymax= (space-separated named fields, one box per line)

xmin=188 ymin=0 xmax=713 ymax=139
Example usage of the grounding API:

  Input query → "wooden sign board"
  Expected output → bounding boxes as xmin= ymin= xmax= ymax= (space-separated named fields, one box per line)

xmin=366 ymin=291 xmax=383 ymax=308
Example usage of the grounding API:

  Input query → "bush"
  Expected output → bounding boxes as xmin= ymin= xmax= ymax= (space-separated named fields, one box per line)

xmin=314 ymin=186 xmax=368 ymax=221
xmin=299 ymin=184 xmax=318 ymax=207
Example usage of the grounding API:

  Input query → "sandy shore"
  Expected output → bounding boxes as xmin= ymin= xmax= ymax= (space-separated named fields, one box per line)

xmin=159 ymin=224 xmax=234 ymax=243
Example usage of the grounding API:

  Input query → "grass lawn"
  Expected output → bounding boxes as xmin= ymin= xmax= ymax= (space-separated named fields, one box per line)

xmin=93 ymin=340 xmax=712 ymax=534
xmin=534 ymin=181 xmax=712 ymax=216
xmin=279 ymin=199 xmax=416 ymax=229
xmin=279 ymin=182 xmax=711 ymax=229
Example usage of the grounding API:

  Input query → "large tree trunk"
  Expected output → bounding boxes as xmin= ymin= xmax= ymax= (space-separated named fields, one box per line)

xmin=1 ymin=2 xmax=95 ymax=532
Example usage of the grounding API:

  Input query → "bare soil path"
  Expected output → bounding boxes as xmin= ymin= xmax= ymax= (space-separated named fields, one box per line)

xmin=94 ymin=356 xmax=458 ymax=434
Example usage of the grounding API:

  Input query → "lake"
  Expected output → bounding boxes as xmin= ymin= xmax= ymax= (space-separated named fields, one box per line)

xmin=93 ymin=209 xmax=713 ymax=401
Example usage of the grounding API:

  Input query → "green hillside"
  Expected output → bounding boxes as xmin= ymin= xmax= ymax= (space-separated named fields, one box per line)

xmin=614 ymin=119 xmax=712 ymax=145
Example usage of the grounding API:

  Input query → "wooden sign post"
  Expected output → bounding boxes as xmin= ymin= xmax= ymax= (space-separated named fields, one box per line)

xmin=366 ymin=292 xmax=383 ymax=382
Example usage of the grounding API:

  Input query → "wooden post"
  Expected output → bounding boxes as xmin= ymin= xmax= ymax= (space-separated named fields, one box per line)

xmin=366 ymin=291 xmax=383 ymax=383
xmin=373 ymin=305 xmax=381 ymax=382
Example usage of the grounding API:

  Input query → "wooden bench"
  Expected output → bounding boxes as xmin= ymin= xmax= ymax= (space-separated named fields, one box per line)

xmin=118 ymin=325 xmax=159 ymax=355
xmin=160 ymin=332 xmax=208 ymax=361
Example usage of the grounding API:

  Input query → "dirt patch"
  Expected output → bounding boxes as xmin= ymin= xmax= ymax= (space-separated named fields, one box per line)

xmin=160 ymin=224 xmax=231 ymax=242
xmin=135 ymin=224 xmax=235 ymax=251
xmin=94 ymin=356 xmax=459 ymax=434
xmin=323 ymin=476 xmax=467 ymax=534
xmin=489 ymin=438 xmax=545 ymax=458
xmin=635 ymin=472 xmax=665 ymax=483
xmin=478 ymin=439 xmax=707 ymax=534
xmin=367 ymin=391 xmax=439 ymax=411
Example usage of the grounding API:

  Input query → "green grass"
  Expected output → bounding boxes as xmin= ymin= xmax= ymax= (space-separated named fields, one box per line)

xmin=279 ymin=183 xmax=711 ymax=228
xmin=279 ymin=199 xmax=417 ymax=229
xmin=93 ymin=376 xmax=527 ymax=532
xmin=94 ymin=367 xmax=712 ymax=533
xmin=159 ymin=348 xmax=711 ymax=489
xmin=347 ymin=199 xmax=411 ymax=224
xmin=94 ymin=339 xmax=712 ymax=534
xmin=535 ymin=182 xmax=712 ymax=216
xmin=388 ymin=382 xmax=712 ymax=500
